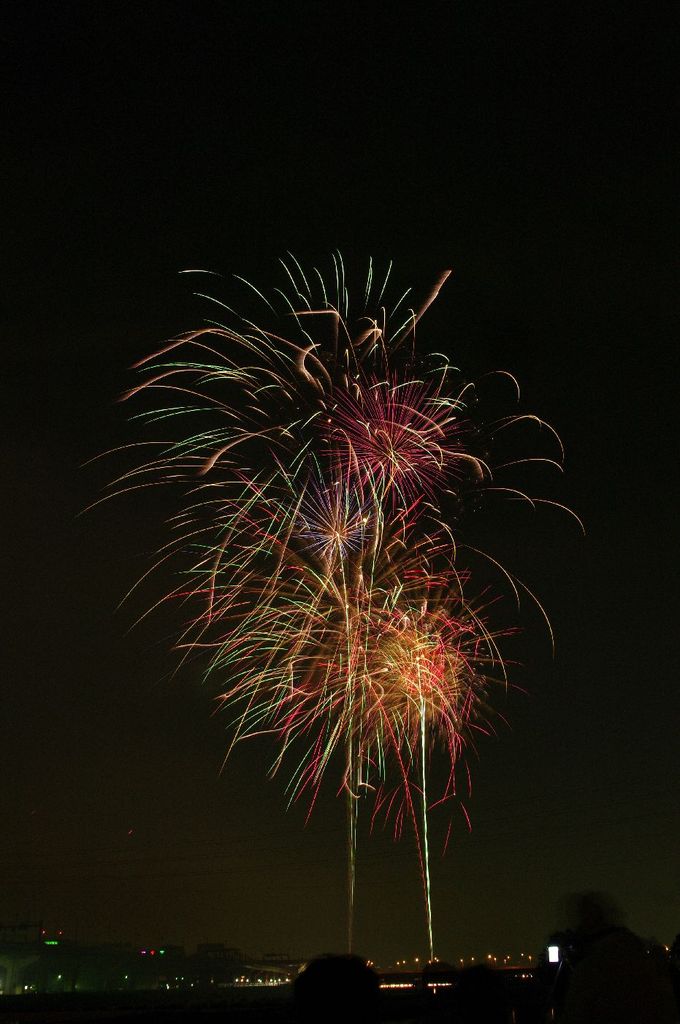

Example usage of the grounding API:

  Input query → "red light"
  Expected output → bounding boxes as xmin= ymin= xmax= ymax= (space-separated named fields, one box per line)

xmin=150 ymin=950 xmax=156 ymax=956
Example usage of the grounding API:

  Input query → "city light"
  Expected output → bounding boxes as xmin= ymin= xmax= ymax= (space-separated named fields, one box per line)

xmin=0 ymin=930 xmax=551 ymax=1000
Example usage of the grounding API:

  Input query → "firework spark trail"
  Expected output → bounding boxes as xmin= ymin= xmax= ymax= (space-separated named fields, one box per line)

xmin=109 ymin=253 xmax=578 ymax=955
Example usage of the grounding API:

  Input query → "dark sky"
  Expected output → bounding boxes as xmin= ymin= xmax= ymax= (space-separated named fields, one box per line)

xmin=3 ymin=2 xmax=678 ymax=964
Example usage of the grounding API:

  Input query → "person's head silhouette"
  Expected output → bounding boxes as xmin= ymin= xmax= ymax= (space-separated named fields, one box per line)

xmin=452 ymin=964 xmax=511 ymax=1024
xmin=294 ymin=954 xmax=380 ymax=1023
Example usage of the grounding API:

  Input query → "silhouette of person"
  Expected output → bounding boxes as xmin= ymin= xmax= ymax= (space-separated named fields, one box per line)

xmin=557 ymin=891 xmax=677 ymax=1023
xmin=670 ymin=933 xmax=680 ymax=1016
xmin=450 ymin=964 xmax=511 ymax=1023
xmin=294 ymin=954 xmax=380 ymax=1023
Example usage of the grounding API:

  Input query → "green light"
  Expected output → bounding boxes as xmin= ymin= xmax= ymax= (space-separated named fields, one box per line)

xmin=44 ymin=940 xmax=59 ymax=946
xmin=159 ymin=949 xmax=166 ymax=954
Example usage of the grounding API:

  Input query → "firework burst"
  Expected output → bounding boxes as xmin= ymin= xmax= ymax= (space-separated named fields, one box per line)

xmin=328 ymin=375 xmax=482 ymax=507
xmin=103 ymin=253 xmax=577 ymax=957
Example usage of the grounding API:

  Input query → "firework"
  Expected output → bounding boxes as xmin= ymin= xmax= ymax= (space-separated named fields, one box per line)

xmin=107 ymin=254 xmax=576 ymax=957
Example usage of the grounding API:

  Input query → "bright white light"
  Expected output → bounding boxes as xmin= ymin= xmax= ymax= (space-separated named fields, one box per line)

xmin=548 ymin=945 xmax=560 ymax=963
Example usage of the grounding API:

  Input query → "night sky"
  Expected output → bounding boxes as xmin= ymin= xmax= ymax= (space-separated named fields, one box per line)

xmin=3 ymin=3 xmax=678 ymax=964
